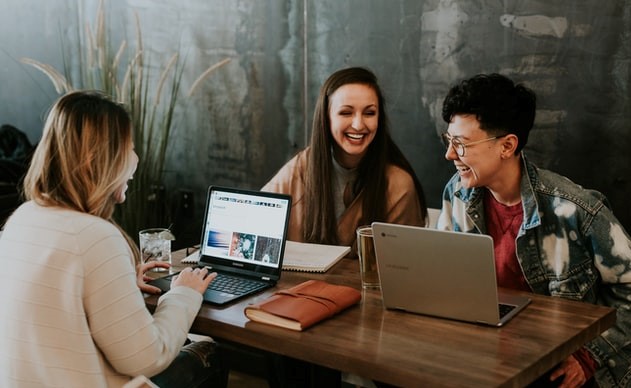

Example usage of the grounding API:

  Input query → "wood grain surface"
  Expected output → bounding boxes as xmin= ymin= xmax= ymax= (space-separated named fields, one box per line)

xmin=145 ymin=249 xmax=615 ymax=387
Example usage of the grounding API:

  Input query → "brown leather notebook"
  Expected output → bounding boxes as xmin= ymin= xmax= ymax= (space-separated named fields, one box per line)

xmin=244 ymin=280 xmax=362 ymax=331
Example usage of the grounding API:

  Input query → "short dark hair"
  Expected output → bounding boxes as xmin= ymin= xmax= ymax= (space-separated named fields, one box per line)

xmin=441 ymin=73 xmax=536 ymax=153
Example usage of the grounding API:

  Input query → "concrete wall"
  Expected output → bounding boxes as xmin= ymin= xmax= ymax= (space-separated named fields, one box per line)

xmin=1 ymin=0 xmax=630 ymax=239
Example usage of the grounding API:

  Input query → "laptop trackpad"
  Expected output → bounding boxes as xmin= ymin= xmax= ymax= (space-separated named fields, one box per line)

xmin=203 ymin=289 xmax=236 ymax=304
xmin=149 ymin=276 xmax=241 ymax=304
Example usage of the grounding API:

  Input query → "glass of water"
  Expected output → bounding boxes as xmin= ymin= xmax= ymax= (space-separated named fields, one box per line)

xmin=139 ymin=228 xmax=174 ymax=272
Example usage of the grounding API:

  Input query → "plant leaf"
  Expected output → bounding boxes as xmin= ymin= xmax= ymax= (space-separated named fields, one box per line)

xmin=187 ymin=57 xmax=232 ymax=97
xmin=154 ymin=53 xmax=178 ymax=106
xmin=19 ymin=57 xmax=71 ymax=93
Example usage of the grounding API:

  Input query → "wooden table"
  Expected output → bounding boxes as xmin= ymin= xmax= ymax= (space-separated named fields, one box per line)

xmin=145 ymin=250 xmax=616 ymax=387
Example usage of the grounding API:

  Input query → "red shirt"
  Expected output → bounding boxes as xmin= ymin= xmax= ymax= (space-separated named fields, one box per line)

xmin=484 ymin=191 xmax=597 ymax=381
xmin=484 ymin=192 xmax=529 ymax=291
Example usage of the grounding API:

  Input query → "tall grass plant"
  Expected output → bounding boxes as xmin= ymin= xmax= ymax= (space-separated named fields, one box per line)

xmin=21 ymin=0 xmax=229 ymax=237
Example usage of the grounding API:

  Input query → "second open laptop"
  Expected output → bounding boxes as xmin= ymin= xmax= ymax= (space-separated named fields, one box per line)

xmin=149 ymin=185 xmax=292 ymax=305
xmin=371 ymin=222 xmax=530 ymax=327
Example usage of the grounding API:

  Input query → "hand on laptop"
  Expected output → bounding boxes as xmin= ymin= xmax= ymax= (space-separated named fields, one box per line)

xmin=173 ymin=267 xmax=217 ymax=294
xmin=137 ymin=261 xmax=171 ymax=294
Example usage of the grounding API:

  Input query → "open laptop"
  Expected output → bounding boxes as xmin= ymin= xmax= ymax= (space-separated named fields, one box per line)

xmin=149 ymin=186 xmax=291 ymax=305
xmin=371 ymin=222 xmax=530 ymax=327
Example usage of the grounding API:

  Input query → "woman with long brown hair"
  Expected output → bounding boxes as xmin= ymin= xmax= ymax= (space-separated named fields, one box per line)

xmin=264 ymin=66 xmax=427 ymax=254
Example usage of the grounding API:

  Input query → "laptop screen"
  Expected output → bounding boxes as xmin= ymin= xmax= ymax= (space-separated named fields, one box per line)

xmin=198 ymin=186 xmax=291 ymax=278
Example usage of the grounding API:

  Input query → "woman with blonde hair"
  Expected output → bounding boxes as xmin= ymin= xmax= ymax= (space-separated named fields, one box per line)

xmin=0 ymin=91 xmax=226 ymax=387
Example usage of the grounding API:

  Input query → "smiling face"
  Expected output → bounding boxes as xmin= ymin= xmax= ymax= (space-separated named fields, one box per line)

xmin=445 ymin=114 xmax=506 ymax=189
xmin=328 ymin=83 xmax=379 ymax=169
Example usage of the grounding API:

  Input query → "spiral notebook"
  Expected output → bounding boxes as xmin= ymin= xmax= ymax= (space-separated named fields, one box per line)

xmin=282 ymin=241 xmax=350 ymax=273
xmin=184 ymin=241 xmax=350 ymax=272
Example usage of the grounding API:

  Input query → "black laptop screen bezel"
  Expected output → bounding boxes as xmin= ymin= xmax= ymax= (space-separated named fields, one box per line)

xmin=197 ymin=185 xmax=292 ymax=281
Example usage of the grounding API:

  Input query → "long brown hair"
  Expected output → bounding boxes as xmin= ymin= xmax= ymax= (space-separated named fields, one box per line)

xmin=304 ymin=67 xmax=427 ymax=244
xmin=23 ymin=90 xmax=140 ymax=263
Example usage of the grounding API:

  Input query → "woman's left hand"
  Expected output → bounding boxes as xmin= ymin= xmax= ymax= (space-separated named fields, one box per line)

xmin=137 ymin=261 xmax=171 ymax=294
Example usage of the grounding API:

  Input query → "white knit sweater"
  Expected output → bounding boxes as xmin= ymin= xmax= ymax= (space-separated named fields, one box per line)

xmin=0 ymin=201 xmax=202 ymax=387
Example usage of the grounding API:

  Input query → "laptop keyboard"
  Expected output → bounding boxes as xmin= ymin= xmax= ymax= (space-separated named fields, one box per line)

xmin=499 ymin=303 xmax=516 ymax=318
xmin=208 ymin=273 xmax=267 ymax=296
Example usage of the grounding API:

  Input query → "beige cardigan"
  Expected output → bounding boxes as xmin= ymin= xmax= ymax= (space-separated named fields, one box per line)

xmin=0 ymin=202 xmax=202 ymax=387
xmin=262 ymin=149 xmax=425 ymax=255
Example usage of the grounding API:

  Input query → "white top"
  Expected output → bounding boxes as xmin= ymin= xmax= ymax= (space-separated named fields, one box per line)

xmin=0 ymin=201 xmax=202 ymax=387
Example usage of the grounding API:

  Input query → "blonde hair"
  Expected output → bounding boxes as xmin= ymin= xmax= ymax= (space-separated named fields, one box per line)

xmin=23 ymin=90 xmax=140 ymax=263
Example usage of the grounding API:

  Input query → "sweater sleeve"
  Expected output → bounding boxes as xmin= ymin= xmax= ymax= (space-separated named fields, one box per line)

xmin=384 ymin=165 xmax=425 ymax=227
xmin=262 ymin=151 xmax=305 ymax=195
xmin=262 ymin=151 xmax=308 ymax=242
xmin=81 ymin=222 xmax=202 ymax=378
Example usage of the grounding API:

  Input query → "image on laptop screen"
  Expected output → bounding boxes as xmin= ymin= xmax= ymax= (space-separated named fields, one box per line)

xmin=148 ymin=186 xmax=292 ymax=305
xmin=199 ymin=186 xmax=291 ymax=276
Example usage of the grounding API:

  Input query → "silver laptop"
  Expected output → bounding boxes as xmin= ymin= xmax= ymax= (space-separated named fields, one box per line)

xmin=371 ymin=222 xmax=530 ymax=326
xmin=150 ymin=186 xmax=291 ymax=305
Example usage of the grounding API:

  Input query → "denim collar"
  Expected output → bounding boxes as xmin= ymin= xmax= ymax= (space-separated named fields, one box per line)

xmin=453 ymin=153 xmax=541 ymax=231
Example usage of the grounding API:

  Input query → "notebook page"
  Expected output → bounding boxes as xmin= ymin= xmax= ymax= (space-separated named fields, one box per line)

xmin=282 ymin=241 xmax=350 ymax=273
xmin=181 ymin=249 xmax=200 ymax=264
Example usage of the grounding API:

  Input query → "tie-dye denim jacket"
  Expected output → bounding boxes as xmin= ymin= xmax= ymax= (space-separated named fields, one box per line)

xmin=437 ymin=155 xmax=631 ymax=387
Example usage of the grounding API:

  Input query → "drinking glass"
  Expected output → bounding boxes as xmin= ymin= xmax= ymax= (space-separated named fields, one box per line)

xmin=139 ymin=228 xmax=173 ymax=272
xmin=356 ymin=225 xmax=380 ymax=289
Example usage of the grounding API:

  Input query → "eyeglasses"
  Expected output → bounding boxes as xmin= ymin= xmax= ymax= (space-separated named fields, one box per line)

xmin=440 ymin=133 xmax=505 ymax=157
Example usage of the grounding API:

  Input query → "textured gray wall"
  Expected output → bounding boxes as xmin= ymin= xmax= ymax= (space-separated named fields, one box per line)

xmin=1 ymin=0 xmax=630 ymax=239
